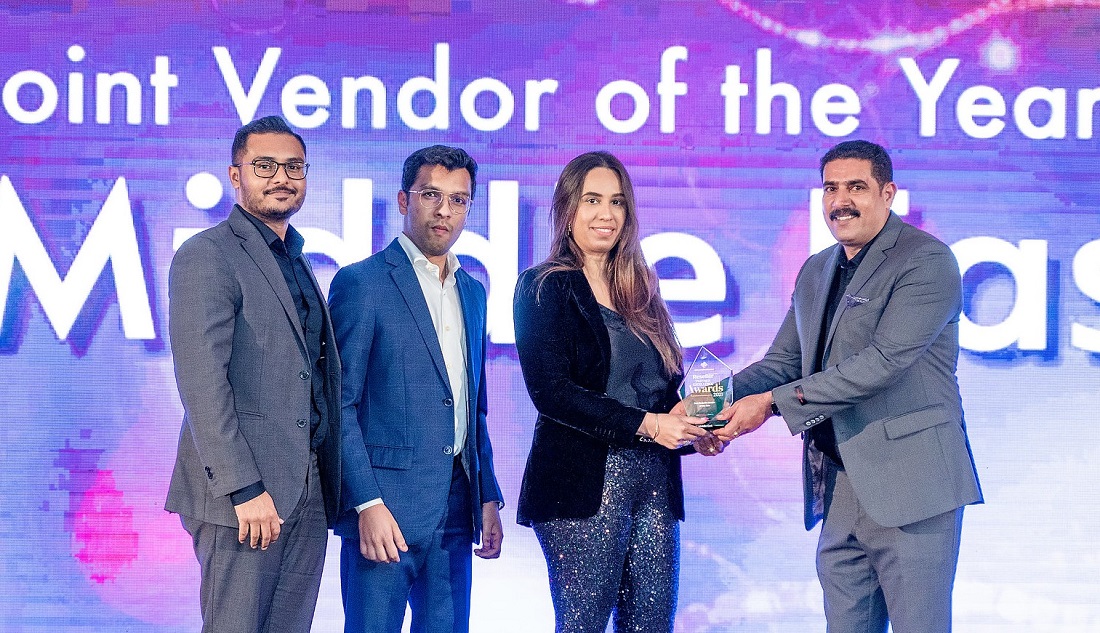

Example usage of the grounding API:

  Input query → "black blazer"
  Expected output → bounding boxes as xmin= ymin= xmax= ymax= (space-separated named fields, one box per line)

xmin=513 ymin=264 xmax=686 ymax=525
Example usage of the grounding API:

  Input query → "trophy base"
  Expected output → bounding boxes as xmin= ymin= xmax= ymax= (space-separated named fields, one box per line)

xmin=698 ymin=418 xmax=728 ymax=431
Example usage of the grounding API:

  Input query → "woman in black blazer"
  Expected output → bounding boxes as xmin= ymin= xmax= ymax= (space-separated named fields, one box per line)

xmin=513 ymin=152 xmax=724 ymax=633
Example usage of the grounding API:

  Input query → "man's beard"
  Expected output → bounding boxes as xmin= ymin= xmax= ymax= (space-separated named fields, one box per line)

xmin=250 ymin=186 xmax=303 ymax=222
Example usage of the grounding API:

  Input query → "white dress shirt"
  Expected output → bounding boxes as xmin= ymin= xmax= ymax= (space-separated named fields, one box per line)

xmin=396 ymin=233 xmax=470 ymax=457
xmin=357 ymin=235 xmax=471 ymax=514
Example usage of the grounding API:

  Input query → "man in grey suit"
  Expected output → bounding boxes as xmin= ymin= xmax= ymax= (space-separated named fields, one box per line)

xmin=329 ymin=145 xmax=503 ymax=633
xmin=711 ymin=140 xmax=982 ymax=632
xmin=165 ymin=115 xmax=341 ymax=633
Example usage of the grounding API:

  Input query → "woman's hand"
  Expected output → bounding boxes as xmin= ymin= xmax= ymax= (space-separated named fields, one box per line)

xmin=639 ymin=413 xmax=709 ymax=450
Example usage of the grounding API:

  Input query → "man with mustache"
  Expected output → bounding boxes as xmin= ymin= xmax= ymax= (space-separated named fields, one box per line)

xmin=166 ymin=115 xmax=342 ymax=632
xmin=329 ymin=145 xmax=504 ymax=633
xmin=709 ymin=140 xmax=982 ymax=632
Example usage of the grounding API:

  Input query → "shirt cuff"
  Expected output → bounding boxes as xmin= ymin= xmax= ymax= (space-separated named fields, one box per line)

xmin=229 ymin=481 xmax=265 ymax=506
xmin=355 ymin=498 xmax=384 ymax=514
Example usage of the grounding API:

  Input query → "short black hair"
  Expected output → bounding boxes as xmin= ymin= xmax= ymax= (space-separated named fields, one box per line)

xmin=820 ymin=140 xmax=893 ymax=189
xmin=401 ymin=145 xmax=478 ymax=198
xmin=231 ymin=115 xmax=306 ymax=165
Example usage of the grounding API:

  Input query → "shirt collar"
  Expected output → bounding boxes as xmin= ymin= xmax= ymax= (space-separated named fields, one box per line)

xmin=238 ymin=204 xmax=304 ymax=258
xmin=397 ymin=233 xmax=461 ymax=281
xmin=837 ymin=221 xmax=886 ymax=269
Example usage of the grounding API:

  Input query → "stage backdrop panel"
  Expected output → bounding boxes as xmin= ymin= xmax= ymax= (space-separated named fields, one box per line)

xmin=1 ymin=1 xmax=1098 ymax=631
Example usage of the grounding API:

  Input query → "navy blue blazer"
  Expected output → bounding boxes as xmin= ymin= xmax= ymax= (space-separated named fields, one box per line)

xmin=328 ymin=238 xmax=503 ymax=545
xmin=513 ymin=265 xmax=686 ymax=526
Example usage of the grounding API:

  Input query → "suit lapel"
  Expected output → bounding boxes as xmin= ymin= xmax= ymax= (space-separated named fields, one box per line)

xmin=821 ymin=213 xmax=904 ymax=352
xmin=805 ymin=247 xmax=841 ymax=372
xmin=843 ymin=213 xmax=902 ymax=300
xmin=456 ymin=271 xmax=483 ymax=397
xmin=456 ymin=271 xmax=483 ymax=459
xmin=228 ymin=207 xmax=308 ymax=359
xmin=570 ymin=270 xmax=613 ymax=367
xmin=384 ymin=240 xmax=451 ymax=388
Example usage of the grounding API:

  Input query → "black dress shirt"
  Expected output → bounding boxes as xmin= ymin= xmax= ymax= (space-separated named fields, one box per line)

xmin=810 ymin=228 xmax=884 ymax=468
xmin=230 ymin=207 xmax=329 ymax=505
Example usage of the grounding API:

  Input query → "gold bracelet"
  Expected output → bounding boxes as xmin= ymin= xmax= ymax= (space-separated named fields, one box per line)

xmin=638 ymin=413 xmax=657 ymax=443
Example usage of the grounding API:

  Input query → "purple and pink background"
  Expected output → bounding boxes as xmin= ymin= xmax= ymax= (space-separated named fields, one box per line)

xmin=2 ymin=1 xmax=1099 ymax=631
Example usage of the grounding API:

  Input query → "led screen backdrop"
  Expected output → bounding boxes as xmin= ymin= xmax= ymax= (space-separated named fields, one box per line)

xmin=1 ymin=1 xmax=1098 ymax=631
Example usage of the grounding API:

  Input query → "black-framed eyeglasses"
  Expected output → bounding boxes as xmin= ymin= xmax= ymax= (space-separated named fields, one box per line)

xmin=407 ymin=189 xmax=472 ymax=214
xmin=232 ymin=159 xmax=309 ymax=180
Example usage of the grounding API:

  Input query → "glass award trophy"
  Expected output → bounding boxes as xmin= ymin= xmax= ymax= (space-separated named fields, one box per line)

xmin=678 ymin=347 xmax=733 ymax=430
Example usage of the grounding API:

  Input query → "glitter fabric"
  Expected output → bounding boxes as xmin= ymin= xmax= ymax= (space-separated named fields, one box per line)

xmin=532 ymin=445 xmax=679 ymax=633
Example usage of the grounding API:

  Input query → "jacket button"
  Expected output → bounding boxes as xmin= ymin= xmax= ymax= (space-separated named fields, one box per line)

xmin=205 ymin=466 xmax=214 ymax=480
xmin=442 ymin=398 xmax=453 ymax=407
xmin=297 ymin=419 xmax=307 ymax=428
xmin=443 ymin=445 xmax=453 ymax=455
xmin=299 ymin=370 xmax=310 ymax=380
xmin=805 ymin=421 xmax=814 ymax=426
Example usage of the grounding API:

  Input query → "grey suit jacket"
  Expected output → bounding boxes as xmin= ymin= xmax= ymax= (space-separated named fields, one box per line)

xmin=165 ymin=205 xmax=342 ymax=528
xmin=733 ymin=213 xmax=982 ymax=529
xmin=328 ymin=238 xmax=503 ymax=546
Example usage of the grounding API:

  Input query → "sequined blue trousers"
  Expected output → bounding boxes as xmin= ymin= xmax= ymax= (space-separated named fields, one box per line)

xmin=532 ymin=446 xmax=679 ymax=633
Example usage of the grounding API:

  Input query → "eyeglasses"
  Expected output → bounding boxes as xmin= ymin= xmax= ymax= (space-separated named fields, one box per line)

xmin=407 ymin=189 xmax=472 ymax=214
xmin=233 ymin=159 xmax=309 ymax=180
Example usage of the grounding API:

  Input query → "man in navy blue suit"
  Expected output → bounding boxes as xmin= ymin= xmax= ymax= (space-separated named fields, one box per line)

xmin=328 ymin=145 xmax=504 ymax=633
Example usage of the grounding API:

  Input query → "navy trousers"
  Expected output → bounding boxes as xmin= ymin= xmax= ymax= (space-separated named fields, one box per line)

xmin=341 ymin=457 xmax=473 ymax=633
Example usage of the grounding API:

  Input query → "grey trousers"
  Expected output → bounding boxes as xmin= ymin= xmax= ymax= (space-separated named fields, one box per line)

xmin=817 ymin=462 xmax=964 ymax=633
xmin=182 ymin=454 xmax=328 ymax=633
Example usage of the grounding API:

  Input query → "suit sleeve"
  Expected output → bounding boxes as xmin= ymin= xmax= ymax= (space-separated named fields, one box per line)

xmin=730 ymin=249 xmax=815 ymax=401
xmin=328 ymin=266 xmax=383 ymax=510
xmin=512 ymin=270 xmax=647 ymax=446
xmin=774 ymin=243 xmax=962 ymax=434
xmin=168 ymin=235 xmax=261 ymax=498
xmin=731 ymin=302 xmax=806 ymax=398
xmin=473 ymin=314 xmax=503 ymax=505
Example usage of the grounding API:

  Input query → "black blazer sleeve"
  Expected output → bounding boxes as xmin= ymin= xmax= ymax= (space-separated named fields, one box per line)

xmin=513 ymin=266 xmax=649 ymax=446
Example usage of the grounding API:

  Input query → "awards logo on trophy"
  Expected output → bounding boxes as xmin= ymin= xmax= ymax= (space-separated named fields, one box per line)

xmin=678 ymin=347 xmax=733 ymax=430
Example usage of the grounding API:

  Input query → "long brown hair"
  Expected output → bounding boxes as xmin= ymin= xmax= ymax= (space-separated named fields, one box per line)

xmin=537 ymin=151 xmax=682 ymax=378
